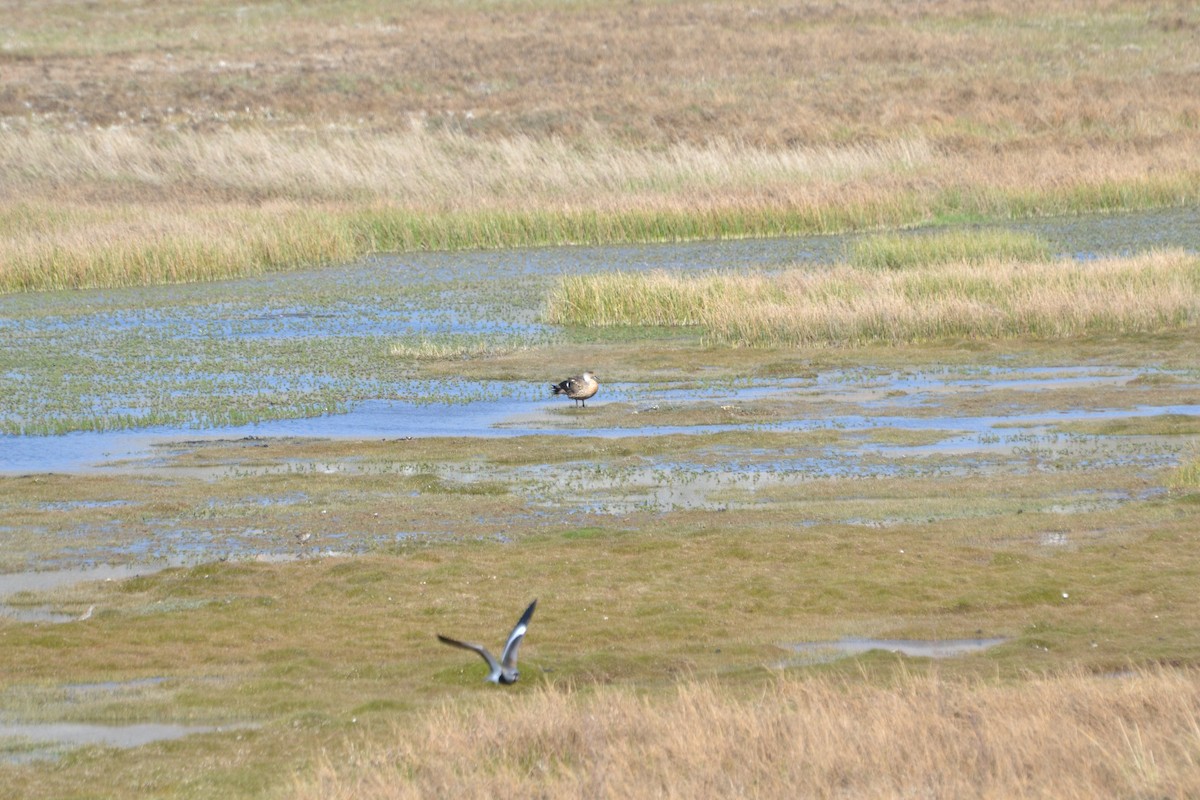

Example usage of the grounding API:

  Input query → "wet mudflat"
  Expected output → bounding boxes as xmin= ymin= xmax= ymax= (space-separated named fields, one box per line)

xmin=2 ymin=361 xmax=1196 ymax=568
xmin=2 ymin=207 xmax=1198 ymax=597
xmin=0 ymin=209 xmax=1198 ymax=782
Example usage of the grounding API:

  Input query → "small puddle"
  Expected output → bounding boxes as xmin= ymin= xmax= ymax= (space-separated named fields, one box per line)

xmin=0 ymin=554 xmax=338 ymax=624
xmin=63 ymin=677 xmax=169 ymax=694
xmin=0 ymin=563 xmax=176 ymax=625
xmin=0 ymin=721 xmax=245 ymax=762
xmin=0 ymin=563 xmax=167 ymax=598
xmin=789 ymin=637 xmax=1007 ymax=664
xmin=0 ymin=606 xmax=79 ymax=624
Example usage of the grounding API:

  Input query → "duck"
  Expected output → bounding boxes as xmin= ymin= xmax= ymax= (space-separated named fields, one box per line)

xmin=550 ymin=371 xmax=599 ymax=407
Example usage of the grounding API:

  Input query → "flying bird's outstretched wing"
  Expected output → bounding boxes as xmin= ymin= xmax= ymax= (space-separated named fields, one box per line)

xmin=501 ymin=599 xmax=537 ymax=669
xmin=437 ymin=635 xmax=501 ymax=676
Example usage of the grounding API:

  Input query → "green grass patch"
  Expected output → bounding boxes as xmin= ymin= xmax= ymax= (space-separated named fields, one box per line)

xmin=862 ymin=427 xmax=957 ymax=447
xmin=388 ymin=333 xmax=553 ymax=362
xmin=849 ymin=229 xmax=1050 ymax=270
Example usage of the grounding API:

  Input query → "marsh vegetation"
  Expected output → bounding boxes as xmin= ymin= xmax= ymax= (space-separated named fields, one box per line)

xmin=3 ymin=332 xmax=1200 ymax=796
xmin=547 ymin=247 xmax=1200 ymax=345
xmin=3 ymin=0 xmax=1200 ymax=290
xmin=299 ymin=668 xmax=1200 ymax=799
xmin=3 ymin=1 xmax=1200 ymax=798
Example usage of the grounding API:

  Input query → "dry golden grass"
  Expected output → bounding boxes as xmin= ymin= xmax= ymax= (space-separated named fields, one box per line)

xmin=298 ymin=668 xmax=1200 ymax=800
xmin=4 ymin=0 xmax=1197 ymax=149
xmin=547 ymin=250 xmax=1200 ymax=346
xmin=0 ymin=127 xmax=934 ymax=207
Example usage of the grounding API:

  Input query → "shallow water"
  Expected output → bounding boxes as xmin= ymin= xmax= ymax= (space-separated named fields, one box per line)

xmin=1 ymin=208 xmax=1199 ymax=557
xmin=1 ymin=206 xmax=1198 ymax=440
xmin=1 ymin=366 xmax=1196 ymax=474
xmin=0 ymin=721 xmax=242 ymax=762
xmin=0 ymin=562 xmax=176 ymax=624
xmin=788 ymin=637 xmax=1008 ymax=664
xmin=0 ymin=563 xmax=167 ymax=597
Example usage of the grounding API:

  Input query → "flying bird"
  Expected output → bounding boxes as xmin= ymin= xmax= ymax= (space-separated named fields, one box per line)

xmin=437 ymin=599 xmax=537 ymax=685
xmin=550 ymin=372 xmax=599 ymax=407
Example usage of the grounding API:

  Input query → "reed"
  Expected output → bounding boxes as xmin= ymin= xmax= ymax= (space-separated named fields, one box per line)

xmin=546 ymin=250 xmax=1200 ymax=346
xmin=0 ymin=202 xmax=358 ymax=292
xmin=296 ymin=667 xmax=1200 ymax=800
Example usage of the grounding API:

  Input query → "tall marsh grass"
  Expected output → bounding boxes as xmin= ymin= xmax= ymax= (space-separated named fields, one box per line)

xmin=2 ymin=125 xmax=1200 ymax=293
xmin=850 ymin=229 xmax=1050 ymax=270
xmin=5 ymin=0 xmax=1200 ymax=292
xmin=0 ymin=127 xmax=933 ymax=206
xmin=0 ymin=202 xmax=360 ymax=292
xmin=297 ymin=668 xmax=1200 ymax=799
xmin=546 ymin=250 xmax=1200 ymax=346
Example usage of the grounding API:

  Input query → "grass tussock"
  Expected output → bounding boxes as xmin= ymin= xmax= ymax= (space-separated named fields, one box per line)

xmin=850 ymin=229 xmax=1050 ymax=270
xmin=0 ymin=202 xmax=360 ymax=291
xmin=298 ymin=668 xmax=1200 ymax=800
xmin=546 ymin=250 xmax=1200 ymax=346
xmin=1174 ymin=450 xmax=1200 ymax=493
